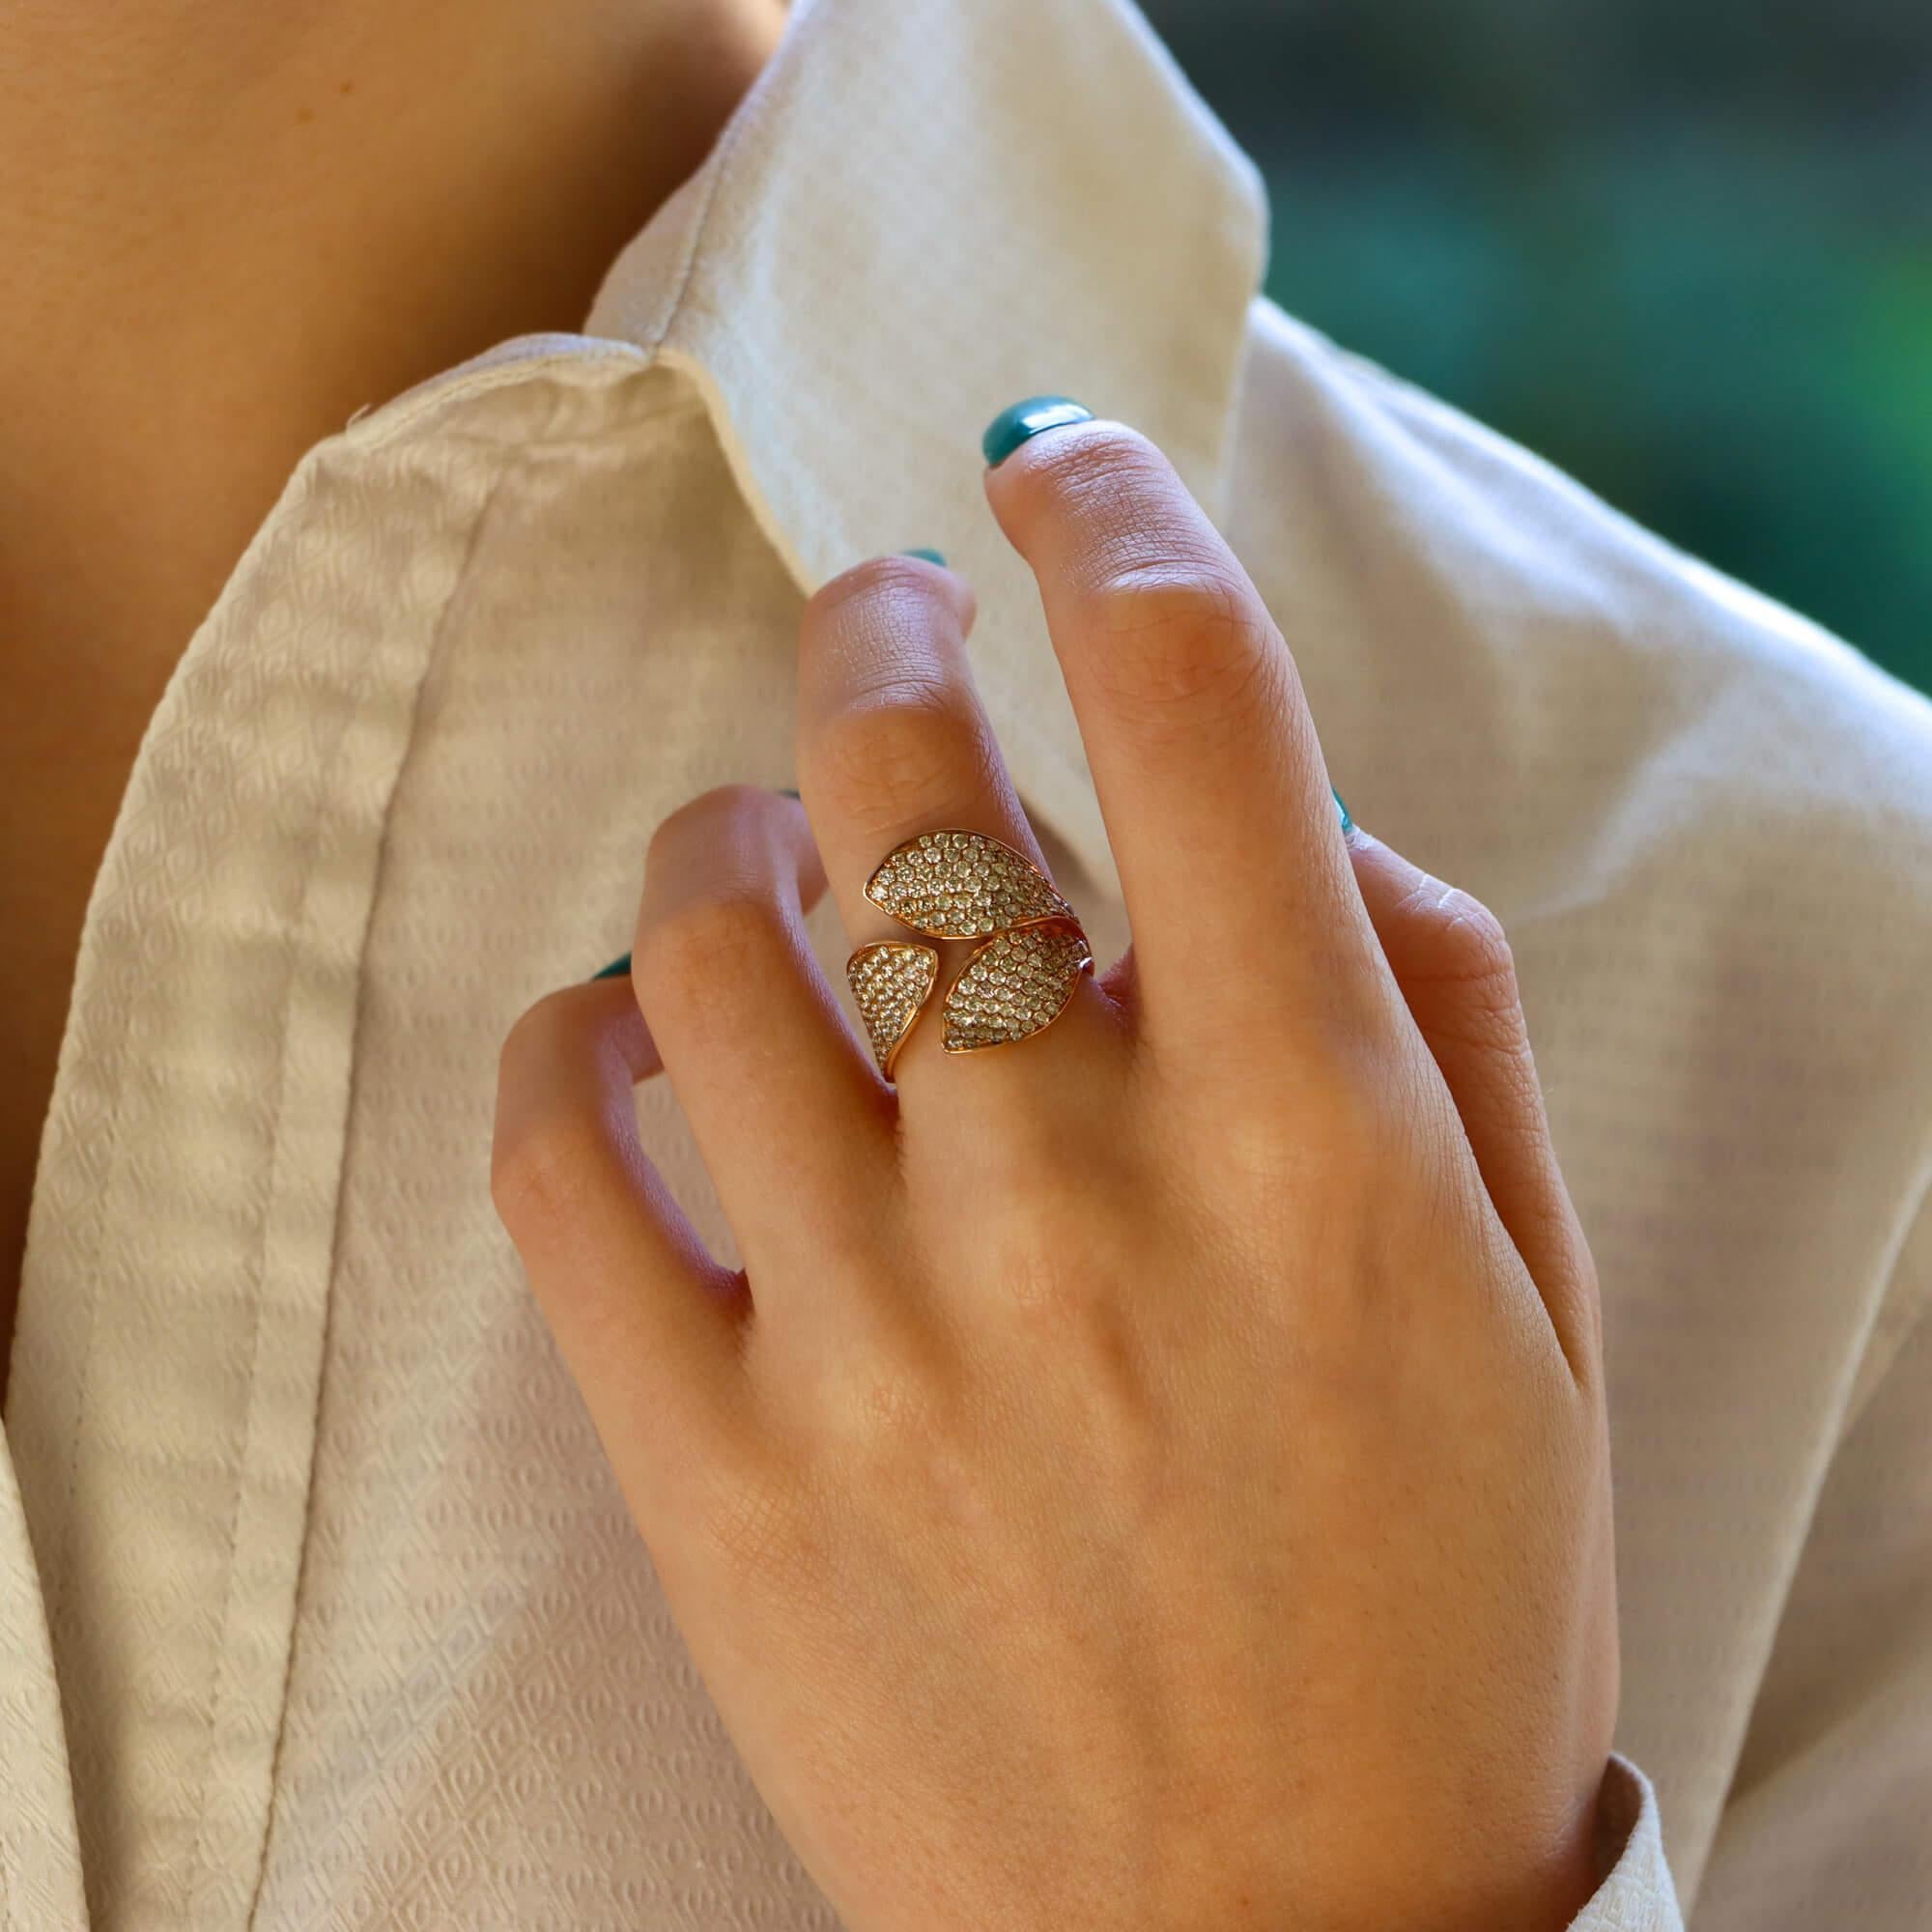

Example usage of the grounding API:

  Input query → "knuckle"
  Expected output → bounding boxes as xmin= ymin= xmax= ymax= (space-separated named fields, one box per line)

xmin=1404 ymin=881 xmax=1521 ymax=1011
xmin=645 ymin=781 xmax=772 ymax=867
xmin=976 ymin=1159 xmax=1130 ymax=1328
xmin=997 ymin=1221 xmax=1121 ymax=1335
xmin=497 ymin=982 xmax=575 ymax=1073
xmin=1076 ymin=561 xmax=1287 ymax=731
xmin=490 ymin=1101 xmax=607 ymax=1233
xmin=808 ymin=678 xmax=1001 ymax=838
xmin=1309 ymin=1045 xmax=1406 ymax=1180
xmin=634 ymin=884 xmax=793 ymax=1022
xmin=1209 ymin=1035 xmax=1393 ymax=1205
xmin=829 ymin=1361 xmax=949 ymax=1466
xmin=810 ymin=1311 xmax=952 ymax=1452
xmin=998 ymin=421 xmax=1297 ymax=730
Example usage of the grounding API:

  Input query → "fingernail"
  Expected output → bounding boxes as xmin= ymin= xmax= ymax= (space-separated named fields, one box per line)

xmin=775 ymin=786 xmax=802 ymax=799
xmin=898 ymin=548 xmax=947 ymax=566
xmin=1332 ymin=786 xmax=1354 ymax=835
xmin=589 ymin=950 xmax=632 ymax=981
xmin=982 ymin=396 xmax=1092 ymax=468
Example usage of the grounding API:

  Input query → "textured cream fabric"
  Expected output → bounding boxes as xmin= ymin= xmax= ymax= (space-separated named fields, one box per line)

xmin=4 ymin=0 xmax=1929 ymax=1925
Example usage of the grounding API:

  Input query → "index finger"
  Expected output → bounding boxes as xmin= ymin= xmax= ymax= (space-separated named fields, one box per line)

xmin=981 ymin=404 xmax=1394 ymax=1066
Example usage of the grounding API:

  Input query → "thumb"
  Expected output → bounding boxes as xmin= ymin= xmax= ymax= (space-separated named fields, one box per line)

xmin=1342 ymin=817 xmax=1602 ymax=1378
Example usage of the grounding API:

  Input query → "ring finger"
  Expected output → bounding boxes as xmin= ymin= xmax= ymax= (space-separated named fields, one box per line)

xmin=794 ymin=553 xmax=1120 ymax=1111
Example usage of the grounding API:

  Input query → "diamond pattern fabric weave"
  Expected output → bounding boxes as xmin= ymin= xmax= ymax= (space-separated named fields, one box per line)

xmin=3 ymin=0 xmax=1931 ymax=1927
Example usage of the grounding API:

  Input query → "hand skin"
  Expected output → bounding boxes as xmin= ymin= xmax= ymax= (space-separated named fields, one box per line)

xmin=493 ymin=417 xmax=1621 ymax=1932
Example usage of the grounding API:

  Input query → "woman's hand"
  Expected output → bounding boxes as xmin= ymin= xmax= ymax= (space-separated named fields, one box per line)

xmin=491 ymin=408 xmax=1620 ymax=1932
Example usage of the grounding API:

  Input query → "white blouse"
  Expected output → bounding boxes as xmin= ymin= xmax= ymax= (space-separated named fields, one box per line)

xmin=5 ymin=0 xmax=1930 ymax=1924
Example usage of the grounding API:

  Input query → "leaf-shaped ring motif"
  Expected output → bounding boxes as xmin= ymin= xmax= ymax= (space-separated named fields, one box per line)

xmin=846 ymin=827 xmax=1089 ymax=1076
xmin=939 ymin=918 xmax=1094 ymax=1053
xmin=846 ymin=939 xmax=941 ymax=1079
xmin=863 ymin=828 xmax=1075 ymax=939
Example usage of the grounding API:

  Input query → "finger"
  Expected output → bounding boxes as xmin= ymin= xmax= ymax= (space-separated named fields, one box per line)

xmin=981 ymin=407 xmax=1395 ymax=1066
xmin=492 ymin=978 xmax=751 ymax=1526
xmin=1343 ymin=824 xmax=1603 ymax=1382
xmin=793 ymin=553 xmax=1118 ymax=1103
xmin=632 ymin=781 xmax=897 ymax=1275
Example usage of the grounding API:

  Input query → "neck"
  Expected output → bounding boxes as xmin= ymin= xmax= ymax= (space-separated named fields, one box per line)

xmin=4 ymin=0 xmax=786 ymax=416
xmin=0 ymin=0 xmax=786 ymax=675
xmin=0 ymin=0 xmax=785 ymax=1414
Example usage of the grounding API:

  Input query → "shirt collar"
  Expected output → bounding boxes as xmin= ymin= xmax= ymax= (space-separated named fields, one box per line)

xmin=581 ymin=0 xmax=1266 ymax=882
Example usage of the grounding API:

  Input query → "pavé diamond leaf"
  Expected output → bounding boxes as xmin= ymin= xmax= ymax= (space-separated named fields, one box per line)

xmin=941 ymin=919 xmax=1094 ymax=1053
xmin=845 ymin=940 xmax=940 ymax=1078
xmin=864 ymin=828 xmax=1074 ymax=939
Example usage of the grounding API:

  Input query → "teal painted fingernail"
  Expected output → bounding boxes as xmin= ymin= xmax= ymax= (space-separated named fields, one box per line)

xmin=898 ymin=548 xmax=947 ymax=566
xmin=1332 ymin=786 xmax=1354 ymax=834
xmin=982 ymin=396 xmax=1092 ymax=468
xmin=590 ymin=951 xmax=632 ymax=981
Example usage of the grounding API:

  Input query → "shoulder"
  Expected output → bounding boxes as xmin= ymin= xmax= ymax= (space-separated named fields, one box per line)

xmin=1224 ymin=291 xmax=1932 ymax=930
xmin=1223 ymin=294 xmax=1932 ymax=1339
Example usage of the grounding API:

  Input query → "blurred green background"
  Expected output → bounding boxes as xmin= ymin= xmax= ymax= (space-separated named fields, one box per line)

xmin=1141 ymin=0 xmax=1932 ymax=697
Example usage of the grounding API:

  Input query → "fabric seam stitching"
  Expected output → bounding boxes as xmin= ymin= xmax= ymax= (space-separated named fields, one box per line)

xmin=178 ymin=484 xmax=395 ymax=1927
xmin=234 ymin=400 xmax=560 ymax=1932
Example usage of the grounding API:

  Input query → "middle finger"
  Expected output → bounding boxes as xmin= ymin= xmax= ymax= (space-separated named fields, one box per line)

xmin=982 ymin=411 xmax=1401 ymax=1067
